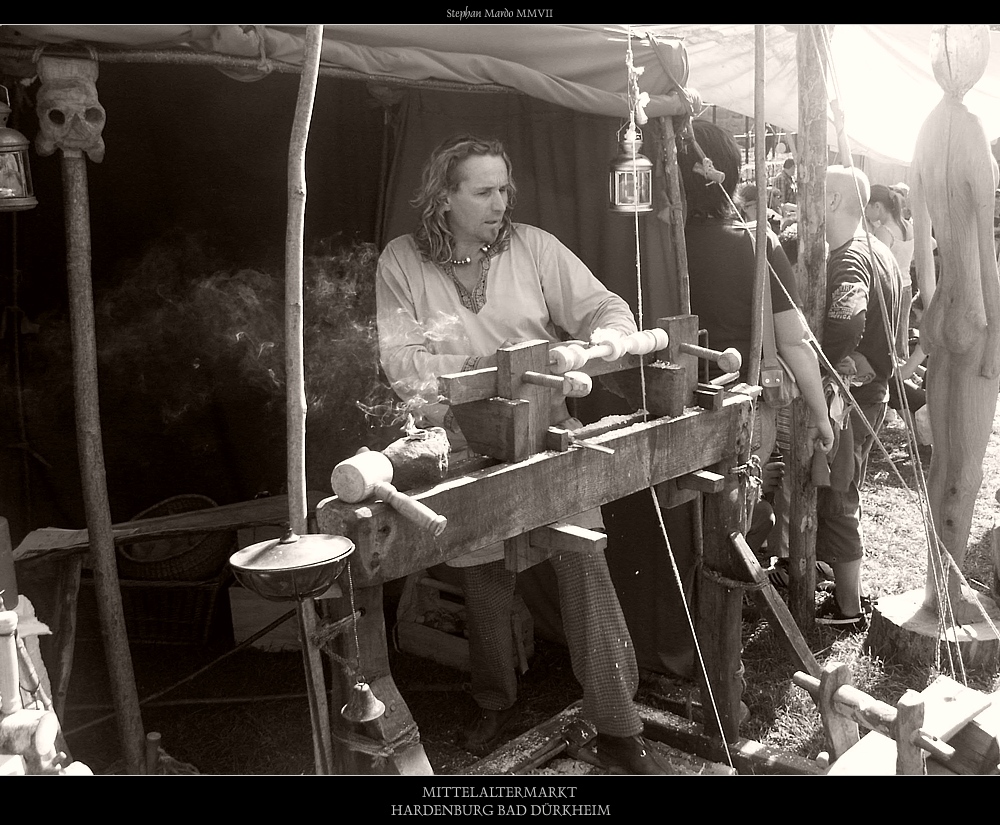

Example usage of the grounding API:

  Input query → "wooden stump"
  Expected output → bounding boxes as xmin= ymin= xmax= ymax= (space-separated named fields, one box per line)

xmin=866 ymin=588 xmax=1000 ymax=671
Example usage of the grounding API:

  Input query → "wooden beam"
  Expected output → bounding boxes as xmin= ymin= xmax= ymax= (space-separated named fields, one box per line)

xmin=496 ymin=340 xmax=550 ymax=459
xmin=318 ymin=395 xmax=753 ymax=585
xmin=13 ymin=493 xmax=326 ymax=564
xmin=730 ymin=532 xmax=821 ymax=679
xmin=528 ymin=523 xmax=608 ymax=554
xmin=677 ymin=469 xmax=726 ymax=494
xmin=323 ymin=583 xmax=433 ymax=775
xmin=639 ymin=704 xmax=823 ymax=776
xmin=789 ymin=25 xmax=830 ymax=630
xmin=450 ymin=398 xmax=529 ymax=463
xmin=695 ymin=399 xmax=754 ymax=743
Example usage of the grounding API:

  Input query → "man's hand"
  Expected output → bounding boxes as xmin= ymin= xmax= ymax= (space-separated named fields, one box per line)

xmin=808 ymin=416 xmax=835 ymax=456
xmin=761 ymin=458 xmax=785 ymax=498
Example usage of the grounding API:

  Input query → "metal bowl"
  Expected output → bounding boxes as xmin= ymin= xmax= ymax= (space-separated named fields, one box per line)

xmin=229 ymin=532 xmax=354 ymax=602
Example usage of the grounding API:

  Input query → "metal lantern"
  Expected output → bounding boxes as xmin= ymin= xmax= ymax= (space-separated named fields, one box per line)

xmin=609 ymin=123 xmax=653 ymax=214
xmin=0 ymin=89 xmax=37 ymax=212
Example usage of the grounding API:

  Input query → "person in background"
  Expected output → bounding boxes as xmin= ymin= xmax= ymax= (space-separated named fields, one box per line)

xmin=736 ymin=182 xmax=782 ymax=234
xmin=773 ymin=157 xmax=797 ymax=210
xmin=866 ymin=184 xmax=915 ymax=280
xmin=866 ymin=184 xmax=926 ymax=437
xmin=816 ymin=165 xmax=904 ymax=631
xmin=677 ymin=121 xmax=833 ymax=565
xmin=376 ymin=134 xmax=672 ymax=773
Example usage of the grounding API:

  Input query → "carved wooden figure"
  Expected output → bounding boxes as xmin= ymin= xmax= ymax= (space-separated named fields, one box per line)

xmin=911 ymin=25 xmax=1000 ymax=624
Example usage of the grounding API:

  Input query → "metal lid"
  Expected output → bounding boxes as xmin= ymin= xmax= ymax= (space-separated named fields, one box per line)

xmin=229 ymin=531 xmax=354 ymax=575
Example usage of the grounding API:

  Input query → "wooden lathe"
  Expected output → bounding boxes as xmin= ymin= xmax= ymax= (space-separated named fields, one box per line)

xmin=315 ymin=314 xmax=757 ymax=774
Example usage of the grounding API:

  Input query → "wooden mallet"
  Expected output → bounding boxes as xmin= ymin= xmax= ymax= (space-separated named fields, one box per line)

xmin=331 ymin=448 xmax=447 ymax=537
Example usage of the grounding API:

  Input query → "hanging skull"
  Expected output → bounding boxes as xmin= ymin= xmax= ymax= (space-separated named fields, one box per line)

xmin=35 ymin=56 xmax=106 ymax=162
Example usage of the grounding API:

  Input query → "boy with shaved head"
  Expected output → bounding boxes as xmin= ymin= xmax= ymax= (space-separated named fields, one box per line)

xmin=816 ymin=165 xmax=904 ymax=630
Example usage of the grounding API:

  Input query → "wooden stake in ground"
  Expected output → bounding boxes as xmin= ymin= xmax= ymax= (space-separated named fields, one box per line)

xmin=283 ymin=25 xmax=334 ymax=776
xmin=911 ymin=25 xmax=1000 ymax=625
xmin=34 ymin=56 xmax=145 ymax=774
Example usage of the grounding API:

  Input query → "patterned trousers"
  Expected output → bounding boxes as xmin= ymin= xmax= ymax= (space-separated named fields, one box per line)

xmin=461 ymin=550 xmax=642 ymax=738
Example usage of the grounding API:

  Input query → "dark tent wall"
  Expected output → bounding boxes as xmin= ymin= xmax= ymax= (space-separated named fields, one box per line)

xmin=2 ymin=63 xmax=388 ymax=540
xmin=17 ymin=63 xmax=385 ymax=310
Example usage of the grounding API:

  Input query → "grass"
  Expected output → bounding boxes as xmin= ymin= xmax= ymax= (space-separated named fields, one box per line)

xmin=739 ymin=408 xmax=1000 ymax=761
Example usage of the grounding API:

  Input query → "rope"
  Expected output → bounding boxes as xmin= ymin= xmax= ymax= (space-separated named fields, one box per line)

xmin=699 ymin=565 xmax=770 ymax=592
xmin=330 ymin=721 xmax=422 ymax=764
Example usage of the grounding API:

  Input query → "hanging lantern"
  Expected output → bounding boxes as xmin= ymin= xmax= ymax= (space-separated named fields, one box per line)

xmin=609 ymin=123 xmax=653 ymax=214
xmin=0 ymin=88 xmax=37 ymax=212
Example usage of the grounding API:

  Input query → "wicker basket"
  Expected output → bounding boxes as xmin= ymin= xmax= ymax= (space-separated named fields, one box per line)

xmin=116 ymin=494 xmax=237 ymax=582
xmin=78 ymin=570 xmax=232 ymax=646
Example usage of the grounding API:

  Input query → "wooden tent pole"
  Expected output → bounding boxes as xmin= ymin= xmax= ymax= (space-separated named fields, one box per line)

xmin=660 ymin=115 xmax=690 ymax=315
xmin=284 ymin=24 xmax=334 ymax=776
xmin=748 ymin=24 xmax=766 ymax=387
xmin=62 ymin=152 xmax=146 ymax=774
xmin=285 ymin=22 xmax=320 ymax=533
xmin=788 ymin=25 xmax=830 ymax=628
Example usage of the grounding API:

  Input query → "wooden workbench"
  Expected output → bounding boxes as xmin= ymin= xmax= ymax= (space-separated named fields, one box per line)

xmin=316 ymin=325 xmax=755 ymax=773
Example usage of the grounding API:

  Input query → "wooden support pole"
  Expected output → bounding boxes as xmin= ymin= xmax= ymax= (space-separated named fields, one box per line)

xmin=285 ymin=24 xmax=321 ymax=538
xmin=730 ymin=532 xmax=821 ymax=679
xmin=658 ymin=115 xmax=690 ymax=317
xmin=696 ymin=398 xmax=753 ymax=743
xmin=326 ymin=582 xmax=432 ymax=775
xmin=62 ymin=152 xmax=145 ymax=776
xmin=788 ymin=25 xmax=830 ymax=630
xmin=749 ymin=23 xmax=767 ymax=387
xmin=894 ymin=690 xmax=927 ymax=775
xmin=0 ymin=608 xmax=19 ymax=715
xmin=50 ymin=554 xmax=82 ymax=722
xmin=284 ymin=24 xmax=333 ymax=777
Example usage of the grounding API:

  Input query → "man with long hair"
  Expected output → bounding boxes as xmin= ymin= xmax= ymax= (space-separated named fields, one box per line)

xmin=376 ymin=134 xmax=670 ymax=773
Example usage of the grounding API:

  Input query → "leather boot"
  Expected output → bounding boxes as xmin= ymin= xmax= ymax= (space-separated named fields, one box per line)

xmin=595 ymin=733 xmax=674 ymax=775
xmin=460 ymin=705 xmax=518 ymax=754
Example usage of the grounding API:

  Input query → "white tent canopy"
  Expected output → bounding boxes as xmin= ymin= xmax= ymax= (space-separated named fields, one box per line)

xmin=657 ymin=24 xmax=1000 ymax=170
xmin=4 ymin=23 xmax=1000 ymax=174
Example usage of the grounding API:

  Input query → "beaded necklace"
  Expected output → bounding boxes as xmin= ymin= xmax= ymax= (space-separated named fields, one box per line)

xmin=442 ymin=244 xmax=496 ymax=314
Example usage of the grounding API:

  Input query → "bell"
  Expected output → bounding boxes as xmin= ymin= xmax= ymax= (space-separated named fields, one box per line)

xmin=341 ymin=681 xmax=385 ymax=723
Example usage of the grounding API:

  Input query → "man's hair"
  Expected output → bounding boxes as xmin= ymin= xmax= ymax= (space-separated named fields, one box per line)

xmin=677 ymin=119 xmax=741 ymax=218
xmin=783 ymin=158 xmax=795 ymax=171
xmin=827 ymin=164 xmax=870 ymax=217
xmin=411 ymin=134 xmax=517 ymax=264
